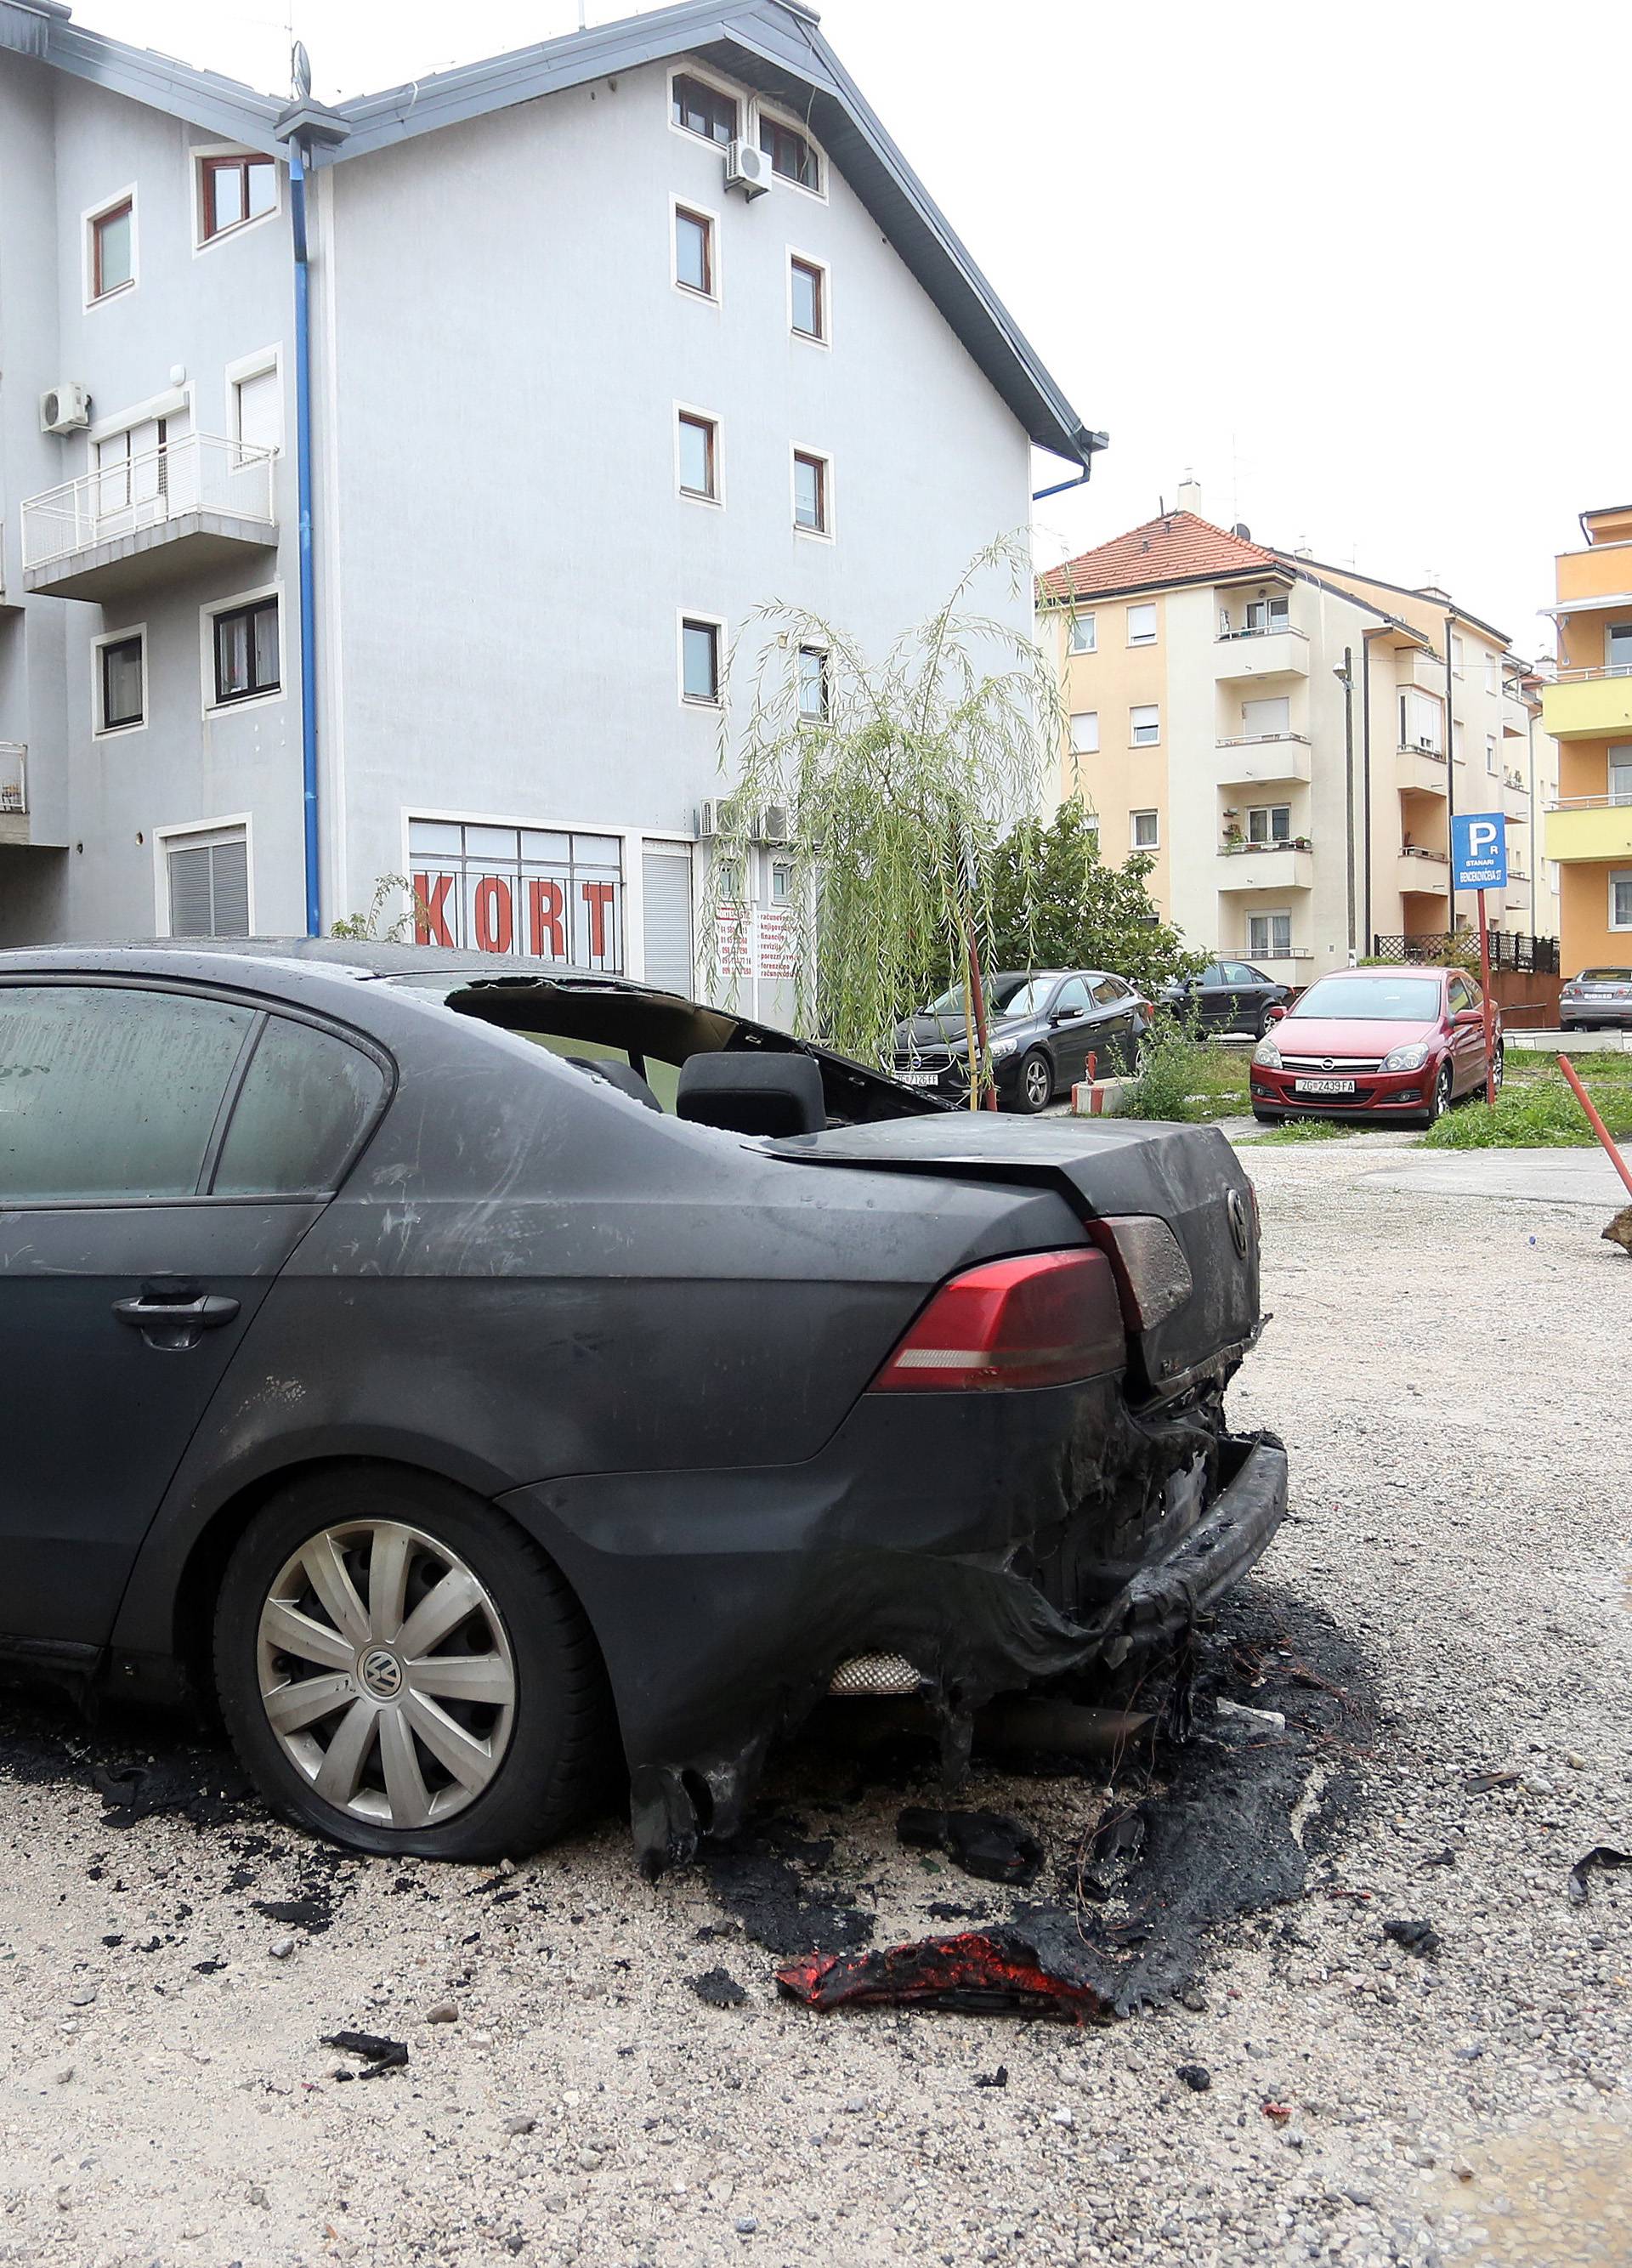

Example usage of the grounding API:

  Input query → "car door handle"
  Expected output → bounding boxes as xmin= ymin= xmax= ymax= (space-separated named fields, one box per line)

xmin=113 ymin=1289 xmax=241 ymax=1352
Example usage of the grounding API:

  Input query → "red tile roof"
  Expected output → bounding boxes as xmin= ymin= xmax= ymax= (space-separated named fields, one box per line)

xmin=1038 ymin=512 xmax=1284 ymax=604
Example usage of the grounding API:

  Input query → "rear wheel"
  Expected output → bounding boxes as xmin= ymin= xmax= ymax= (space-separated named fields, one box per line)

xmin=1255 ymin=1007 xmax=1277 ymax=1040
xmin=213 ymin=1466 xmax=610 ymax=1862
xmin=1012 ymin=1047 xmax=1053 ymax=1114
xmin=1422 ymin=1061 xmax=1454 ymax=1126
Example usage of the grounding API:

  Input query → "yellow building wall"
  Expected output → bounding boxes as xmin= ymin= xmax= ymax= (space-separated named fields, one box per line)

xmin=1558 ymin=862 xmax=1627 ymax=972
xmin=1048 ymin=593 xmax=1171 ymax=915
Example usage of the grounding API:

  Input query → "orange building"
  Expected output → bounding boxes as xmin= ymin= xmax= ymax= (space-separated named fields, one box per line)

xmin=1542 ymin=504 xmax=1632 ymax=973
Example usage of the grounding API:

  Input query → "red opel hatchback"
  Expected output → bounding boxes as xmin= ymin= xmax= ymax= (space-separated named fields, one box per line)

xmin=1250 ymin=966 xmax=1501 ymax=1126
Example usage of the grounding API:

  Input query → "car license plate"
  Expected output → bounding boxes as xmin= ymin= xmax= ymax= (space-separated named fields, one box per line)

xmin=897 ymin=1068 xmax=945 ymax=1087
xmin=1294 ymin=1077 xmax=1356 ymax=1096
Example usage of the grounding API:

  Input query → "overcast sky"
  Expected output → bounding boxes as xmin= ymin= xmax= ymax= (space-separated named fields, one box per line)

xmin=84 ymin=0 xmax=1629 ymax=656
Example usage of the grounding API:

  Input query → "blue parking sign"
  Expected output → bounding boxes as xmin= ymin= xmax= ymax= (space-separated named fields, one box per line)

xmin=1451 ymin=812 xmax=1508 ymax=892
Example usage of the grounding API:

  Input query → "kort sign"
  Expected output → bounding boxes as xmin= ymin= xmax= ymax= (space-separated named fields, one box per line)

xmin=1451 ymin=812 xmax=1508 ymax=893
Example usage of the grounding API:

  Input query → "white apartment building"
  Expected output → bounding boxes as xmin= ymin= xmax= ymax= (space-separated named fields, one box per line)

xmin=0 ymin=0 xmax=1101 ymax=1015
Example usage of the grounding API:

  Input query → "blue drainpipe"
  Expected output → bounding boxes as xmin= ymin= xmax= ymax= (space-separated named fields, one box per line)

xmin=289 ymin=135 xmax=320 ymax=936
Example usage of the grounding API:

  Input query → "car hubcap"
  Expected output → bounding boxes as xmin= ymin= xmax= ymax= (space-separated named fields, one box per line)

xmin=256 ymin=1521 xmax=516 ymax=1830
xmin=1025 ymin=1061 xmax=1049 ymax=1106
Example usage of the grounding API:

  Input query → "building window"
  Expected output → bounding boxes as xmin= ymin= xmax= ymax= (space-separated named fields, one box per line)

xmin=792 ymin=449 xmax=830 ymax=535
xmin=1246 ymin=595 xmax=1289 ymax=633
xmin=1241 ymin=695 xmax=1290 ymax=739
xmin=677 ymin=410 xmax=718 ymax=501
xmin=212 ymin=597 xmax=280 ymax=706
xmin=760 ymin=116 xmax=819 ymax=190
xmin=796 ymin=645 xmax=828 ymax=722
xmin=1606 ymin=621 xmax=1632 ymax=672
xmin=1131 ymin=809 xmax=1159 ymax=850
xmin=1453 ymin=720 xmax=1465 ymax=763
xmin=1249 ymin=911 xmax=1293 ymax=959
xmin=790 ymin=255 xmax=826 ymax=341
xmin=90 ymin=196 xmax=134 ymax=300
xmin=1612 ymin=871 xmax=1632 ymax=931
xmin=230 ymin=360 xmax=281 ymax=461
xmin=1067 ymin=612 xmax=1096 ymax=654
xmin=1130 ymin=704 xmax=1160 ymax=746
xmin=200 ymin=153 xmax=276 ymax=241
xmin=1398 ymin=689 xmax=1442 ymax=753
xmin=672 ymin=72 xmax=738 ymax=145
xmin=1246 ymin=803 xmax=1291 ymax=845
xmin=1451 ymin=633 xmax=1465 ymax=678
xmin=410 ymin=819 xmax=626 ymax=967
xmin=681 ymin=616 xmax=722 ymax=705
xmin=1609 ymin=750 xmax=1632 ymax=806
xmin=1126 ymin=602 xmax=1157 ymax=646
xmin=1485 ymin=732 xmax=1498 ymax=774
xmin=674 ymin=205 xmax=715 ymax=298
xmin=166 ymin=825 xmax=250 ymax=938
xmin=771 ymin=859 xmax=794 ymax=904
xmin=96 ymin=630 xmax=145 ymax=733
xmin=1069 ymin=712 xmax=1098 ymax=755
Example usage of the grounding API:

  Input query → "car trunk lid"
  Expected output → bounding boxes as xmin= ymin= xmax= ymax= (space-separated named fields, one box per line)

xmin=767 ymin=1115 xmax=1261 ymax=1401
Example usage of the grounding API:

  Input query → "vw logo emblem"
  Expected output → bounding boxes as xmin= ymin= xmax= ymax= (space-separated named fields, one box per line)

xmin=1227 ymin=1188 xmax=1251 ymax=1258
xmin=359 ymin=1646 xmax=404 ymax=1700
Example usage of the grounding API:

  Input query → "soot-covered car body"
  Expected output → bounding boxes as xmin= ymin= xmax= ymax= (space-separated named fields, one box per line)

xmin=0 ymin=942 xmax=1285 ymax=1874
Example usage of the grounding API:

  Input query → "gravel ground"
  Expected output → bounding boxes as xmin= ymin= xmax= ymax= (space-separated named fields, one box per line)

xmin=1 ymin=1143 xmax=1628 ymax=2268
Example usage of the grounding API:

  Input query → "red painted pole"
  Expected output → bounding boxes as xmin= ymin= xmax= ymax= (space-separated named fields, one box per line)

xmin=1476 ymin=888 xmax=1496 ymax=1103
xmin=1559 ymin=1052 xmax=1632 ymax=1198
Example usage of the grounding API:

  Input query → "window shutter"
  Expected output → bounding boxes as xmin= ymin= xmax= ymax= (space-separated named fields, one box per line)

xmin=167 ymin=845 xmax=214 ymax=937
xmin=640 ymin=847 xmax=694 ymax=995
xmin=210 ymin=839 xmax=251 ymax=937
xmin=235 ymin=366 xmax=280 ymax=454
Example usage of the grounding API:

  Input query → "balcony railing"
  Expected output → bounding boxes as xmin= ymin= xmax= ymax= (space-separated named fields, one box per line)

xmin=1553 ymin=663 xmax=1632 ymax=684
xmin=1399 ymin=845 xmax=1449 ymax=862
xmin=1397 ymin=741 xmax=1447 ymax=763
xmin=21 ymin=434 xmax=275 ymax=571
xmin=1216 ymin=730 xmax=1310 ymax=750
xmin=1216 ymin=623 xmax=1307 ymax=644
xmin=0 ymin=743 xmax=24 ymax=814
xmin=1545 ymin=792 xmax=1632 ymax=813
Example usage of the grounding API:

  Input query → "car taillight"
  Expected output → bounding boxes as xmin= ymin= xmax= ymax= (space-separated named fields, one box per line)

xmin=868 ymin=1249 xmax=1125 ymax=1393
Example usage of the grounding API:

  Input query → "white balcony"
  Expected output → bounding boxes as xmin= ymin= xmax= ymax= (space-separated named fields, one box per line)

xmin=1396 ymin=744 xmax=1450 ymax=796
xmin=1396 ymin=848 xmax=1450 ymax=899
xmin=1214 ymin=627 xmax=1310 ymax=682
xmin=21 ymin=434 xmax=276 ymax=602
xmin=0 ymin=743 xmax=28 ymax=848
xmin=1215 ymin=732 xmax=1312 ymax=789
xmin=1397 ymin=648 xmax=1447 ymax=695
xmin=1216 ymin=844 xmax=1313 ymax=892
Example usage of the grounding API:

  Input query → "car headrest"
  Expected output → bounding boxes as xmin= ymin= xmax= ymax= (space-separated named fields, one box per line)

xmin=676 ymin=1051 xmax=825 ymax=1137
xmin=566 ymin=1057 xmax=663 ymax=1112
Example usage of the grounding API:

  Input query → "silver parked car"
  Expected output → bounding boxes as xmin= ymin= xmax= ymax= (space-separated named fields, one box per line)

xmin=1559 ymin=967 xmax=1632 ymax=1031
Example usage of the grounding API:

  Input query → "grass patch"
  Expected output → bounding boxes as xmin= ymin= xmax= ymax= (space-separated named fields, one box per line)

xmin=1422 ymin=1064 xmax=1632 ymax=1150
xmin=1250 ymin=1117 xmax=1357 ymax=1146
xmin=1118 ymin=1023 xmax=1250 ymax=1123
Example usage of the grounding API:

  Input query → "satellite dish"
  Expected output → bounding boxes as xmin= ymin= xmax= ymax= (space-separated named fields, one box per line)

xmin=1232 ymin=522 xmax=1252 ymax=541
xmin=291 ymin=40 xmax=312 ymax=101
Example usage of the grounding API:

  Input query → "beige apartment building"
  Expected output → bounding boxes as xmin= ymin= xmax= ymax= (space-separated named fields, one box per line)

xmin=1036 ymin=489 xmax=1559 ymax=988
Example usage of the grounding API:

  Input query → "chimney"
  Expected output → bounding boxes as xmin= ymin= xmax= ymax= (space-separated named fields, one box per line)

xmin=1175 ymin=472 xmax=1202 ymax=516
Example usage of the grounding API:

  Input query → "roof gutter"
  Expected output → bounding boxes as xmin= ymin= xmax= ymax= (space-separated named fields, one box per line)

xmin=1033 ymin=439 xmax=1108 ymax=503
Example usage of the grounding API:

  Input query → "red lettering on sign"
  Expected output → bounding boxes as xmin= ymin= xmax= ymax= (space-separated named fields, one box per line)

xmin=529 ymin=877 xmax=566 ymax=959
xmin=414 ymin=870 xmax=454 ymax=947
xmin=473 ymin=875 xmax=513 ymax=954
xmin=581 ymin=880 xmax=615 ymax=961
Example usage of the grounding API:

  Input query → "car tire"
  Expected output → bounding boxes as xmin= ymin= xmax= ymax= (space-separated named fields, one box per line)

xmin=213 ymin=1465 xmax=612 ymax=1863
xmin=1480 ymin=1041 xmax=1504 ymax=1101
xmin=1422 ymin=1061 xmax=1454 ymax=1126
xmin=1251 ymin=1108 xmax=1281 ymax=1125
xmin=1255 ymin=1008 xmax=1277 ymax=1041
xmin=1012 ymin=1047 xmax=1053 ymax=1114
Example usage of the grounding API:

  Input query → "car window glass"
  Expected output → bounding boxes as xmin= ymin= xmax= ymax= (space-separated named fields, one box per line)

xmin=1055 ymin=978 xmax=1091 ymax=1014
xmin=1223 ymin=962 xmax=1258 ymax=985
xmin=1447 ymin=977 xmax=1470 ymax=1012
xmin=0 ymin=984 xmax=254 ymax=1203
xmin=517 ymin=1031 xmax=682 ymax=1112
xmin=1089 ymin=978 xmax=1124 ymax=1006
xmin=212 ymin=1015 xmax=385 ymax=1195
xmin=1200 ymin=964 xmax=1225 ymax=986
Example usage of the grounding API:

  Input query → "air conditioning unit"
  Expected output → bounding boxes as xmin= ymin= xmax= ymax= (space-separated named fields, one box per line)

xmin=1416 ymin=738 xmax=1436 ymax=754
xmin=40 ymin=381 xmax=91 ymax=434
xmin=761 ymin=803 xmax=791 ymax=844
xmin=696 ymin=797 xmax=746 ymax=840
xmin=724 ymin=139 xmax=771 ymax=198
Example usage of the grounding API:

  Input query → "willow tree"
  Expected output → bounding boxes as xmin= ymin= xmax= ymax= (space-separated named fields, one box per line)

xmin=706 ymin=536 xmax=1067 ymax=1076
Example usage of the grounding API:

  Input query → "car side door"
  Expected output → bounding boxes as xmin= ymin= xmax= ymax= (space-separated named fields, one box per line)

xmin=1191 ymin=963 xmax=1228 ymax=1031
xmin=1221 ymin=961 xmax=1272 ymax=1033
xmin=1040 ymin=976 xmax=1091 ymax=1084
xmin=0 ymin=980 xmax=386 ymax=1650
xmin=1448 ymin=973 xmax=1485 ymax=1092
xmin=1087 ymin=974 xmax=1137 ymax=1071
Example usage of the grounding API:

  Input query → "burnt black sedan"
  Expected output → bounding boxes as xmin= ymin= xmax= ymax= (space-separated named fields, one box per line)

xmin=892 ymin=969 xmax=1153 ymax=1112
xmin=0 ymin=943 xmax=1284 ymax=1873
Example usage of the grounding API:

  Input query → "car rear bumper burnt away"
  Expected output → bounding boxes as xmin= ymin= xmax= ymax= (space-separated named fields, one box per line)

xmin=499 ymin=1386 xmax=1287 ymax=1875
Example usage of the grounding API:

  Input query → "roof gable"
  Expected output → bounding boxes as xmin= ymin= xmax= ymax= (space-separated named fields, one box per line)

xmin=5 ymin=0 xmax=1100 ymax=471
xmin=1039 ymin=512 xmax=1284 ymax=604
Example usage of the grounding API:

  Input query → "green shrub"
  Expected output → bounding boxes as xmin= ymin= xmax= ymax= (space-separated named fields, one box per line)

xmin=1422 ymin=1069 xmax=1632 ymax=1150
xmin=1118 ymin=1023 xmax=1247 ymax=1122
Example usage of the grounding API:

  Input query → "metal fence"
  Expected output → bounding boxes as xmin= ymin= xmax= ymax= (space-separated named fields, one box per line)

xmin=1371 ymin=931 xmax=1560 ymax=975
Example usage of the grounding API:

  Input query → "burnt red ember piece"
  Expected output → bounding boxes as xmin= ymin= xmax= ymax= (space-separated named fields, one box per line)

xmin=775 ymin=1931 xmax=1114 ymax=2022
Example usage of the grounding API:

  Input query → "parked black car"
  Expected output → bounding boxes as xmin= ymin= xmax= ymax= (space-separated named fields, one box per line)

xmin=892 ymin=969 xmax=1153 ymax=1113
xmin=0 ymin=943 xmax=1284 ymax=1873
xmin=1158 ymin=960 xmax=1291 ymax=1039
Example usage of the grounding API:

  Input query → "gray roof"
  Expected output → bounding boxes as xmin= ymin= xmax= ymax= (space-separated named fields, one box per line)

xmin=2 ymin=0 xmax=1101 ymax=469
